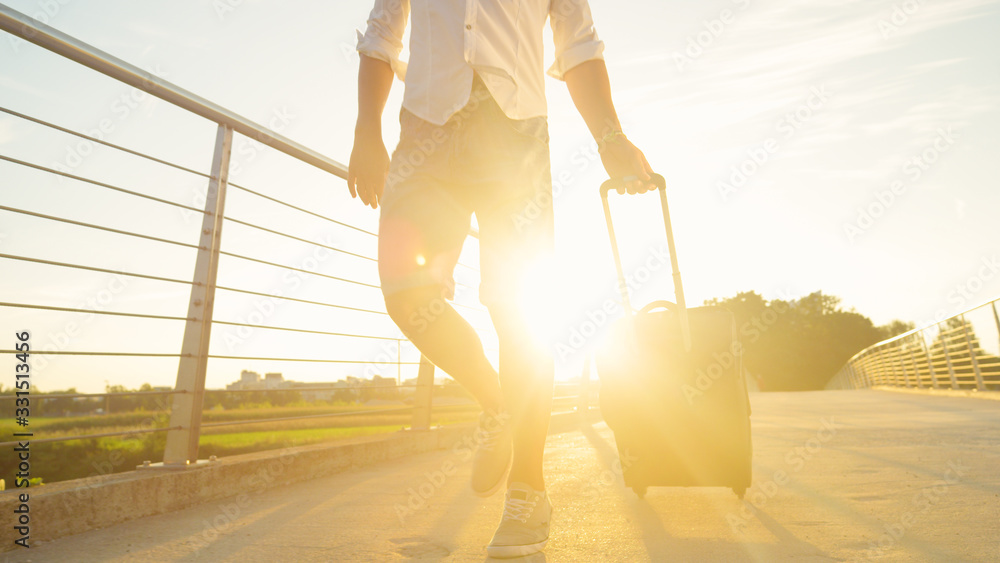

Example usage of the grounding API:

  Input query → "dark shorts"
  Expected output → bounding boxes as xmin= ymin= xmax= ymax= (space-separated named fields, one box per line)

xmin=378 ymin=76 xmax=554 ymax=308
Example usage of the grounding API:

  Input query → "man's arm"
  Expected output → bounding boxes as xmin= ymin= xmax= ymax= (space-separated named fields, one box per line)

xmin=564 ymin=59 xmax=655 ymax=194
xmin=349 ymin=0 xmax=408 ymax=209
xmin=348 ymin=55 xmax=395 ymax=209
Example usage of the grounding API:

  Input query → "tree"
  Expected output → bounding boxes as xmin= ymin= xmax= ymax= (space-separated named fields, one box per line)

xmin=706 ymin=291 xmax=892 ymax=391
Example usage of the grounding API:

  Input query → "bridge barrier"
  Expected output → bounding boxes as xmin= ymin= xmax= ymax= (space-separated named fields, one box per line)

xmin=827 ymin=297 xmax=1000 ymax=392
xmin=0 ymin=5 xmax=592 ymax=474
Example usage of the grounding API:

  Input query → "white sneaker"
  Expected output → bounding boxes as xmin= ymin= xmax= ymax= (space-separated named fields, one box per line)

xmin=486 ymin=482 xmax=552 ymax=558
xmin=471 ymin=409 xmax=512 ymax=497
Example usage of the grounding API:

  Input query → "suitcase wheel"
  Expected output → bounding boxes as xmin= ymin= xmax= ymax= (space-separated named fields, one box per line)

xmin=733 ymin=487 xmax=746 ymax=500
xmin=632 ymin=485 xmax=647 ymax=499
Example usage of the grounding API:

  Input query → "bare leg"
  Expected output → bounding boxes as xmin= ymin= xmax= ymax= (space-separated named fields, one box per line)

xmin=488 ymin=302 xmax=554 ymax=492
xmin=384 ymin=286 xmax=504 ymax=413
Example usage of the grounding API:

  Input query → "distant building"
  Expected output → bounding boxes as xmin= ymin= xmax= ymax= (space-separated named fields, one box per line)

xmin=240 ymin=370 xmax=261 ymax=384
xmin=264 ymin=372 xmax=284 ymax=389
xmin=223 ymin=371 xmax=399 ymax=402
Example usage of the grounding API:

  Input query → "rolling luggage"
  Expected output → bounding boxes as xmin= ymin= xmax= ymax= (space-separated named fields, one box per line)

xmin=594 ymin=174 xmax=752 ymax=499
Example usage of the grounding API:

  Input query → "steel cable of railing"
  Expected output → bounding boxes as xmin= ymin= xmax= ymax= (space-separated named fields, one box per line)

xmin=215 ymin=284 xmax=388 ymax=315
xmin=210 ymin=320 xmax=403 ymax=341
xmin=0 ymin=389 xmax=186 ymax=401
xmin=0 ymin=426 xmax=183 ymax=448
xmin=0 ymin=350 xmax=183 ymax=357
xmin=0 ymin=204 xmax=386 ymax=292
xmin=0 ymin=105 xmax=212 ymax=180
xmin=0 ymin=253 xmax=194 ymax=286
xmin=222 ymin=215 xmax=377 ymax=263
xmin=0 ymin=301 xmax=193 ymax=323
xmin=198 ymin=406 xmax=416 ymax=429
xmin=0 ymin=5 xmax=511 ymax=468
xmin=227 ymin=179 xmax=480 ymax=268
xmin=208 ymin=383 xmax=442 ymax=393
xmin=0 ymin=205 xmax=201 ymax=250
xmin=0 ymin=154 xmax=208 ymax=215
xmin=215 ymin=248 xmax=381 ymax=289
xmin=206 ymin=355 xmax=422 ymax=364
xmin=227 ymin=181 xmax=376 ymax=238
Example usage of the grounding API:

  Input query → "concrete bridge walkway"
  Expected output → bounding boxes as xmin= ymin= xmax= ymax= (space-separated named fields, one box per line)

xmin=11 ymin=390 xmax=1000 ymax=562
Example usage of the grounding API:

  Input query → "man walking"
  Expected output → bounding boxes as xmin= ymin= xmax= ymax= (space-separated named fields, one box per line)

xmin=349 ymin=0 xmax=654 ymax=557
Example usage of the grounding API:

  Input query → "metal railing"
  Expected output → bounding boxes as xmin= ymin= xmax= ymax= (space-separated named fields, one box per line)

xmin=0 ymin=4 xmax=595 ymax=476
xmin=0 ymin=5 xmax=592 ymax=473
xmin=827 ymin=297 xmax=1000 ymax=391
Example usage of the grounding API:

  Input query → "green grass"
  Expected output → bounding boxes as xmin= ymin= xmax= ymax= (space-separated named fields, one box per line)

xmin=0 ymin=402 xmax=481 ymax=484
xmin=198 ymin=424 xmax=405 ymax=450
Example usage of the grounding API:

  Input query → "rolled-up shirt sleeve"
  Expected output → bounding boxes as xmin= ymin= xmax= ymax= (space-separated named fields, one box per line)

xmin=547 ymin=0 xmax=605 ymax=80
xmin=356 ymin=0 xmax=410 ymax=80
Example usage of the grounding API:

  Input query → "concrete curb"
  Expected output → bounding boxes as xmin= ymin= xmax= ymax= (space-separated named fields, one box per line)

xmin=0 ymin=423 xmax=478 ymax=550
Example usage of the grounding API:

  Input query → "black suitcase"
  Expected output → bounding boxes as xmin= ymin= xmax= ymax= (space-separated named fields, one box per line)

xmin=595 ymin=174 xmax=752 ymax=499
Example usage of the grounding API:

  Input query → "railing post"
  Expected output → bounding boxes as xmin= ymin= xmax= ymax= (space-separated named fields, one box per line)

xmin=960 ymin=314 xmax=986 ymax=391
xmin=163 ymin=124 xmax=232 ymax=466
xmin=885 ymin=347 xmax=900 ymax=387
xmin=905 ymin=338 xmax=919 ymax=388
xmin=912 ymin=337 xmax=923 ymax=388
xmin=940 ymin=323 xmax=959 ymax=390
xmin=863 ymin=352 xmax=872 ymax=386
xmin=874 ymin=348 xmax=884 ymax=386
xmin=411 ymin=355 xmax=435 ymax=431
xmin=860 ymin=353 xmax=873 ymax=387
xmin=898 ymin=344 xmax=912 ymax=388
xmin=851 ymin=362 xmax=864 ymax=389
xmin=920 ymin=331 xmax=939 ymax=389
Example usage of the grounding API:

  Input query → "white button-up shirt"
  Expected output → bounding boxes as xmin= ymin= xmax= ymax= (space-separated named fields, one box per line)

xmin=357 ymin=0 xmax=605 ymax=125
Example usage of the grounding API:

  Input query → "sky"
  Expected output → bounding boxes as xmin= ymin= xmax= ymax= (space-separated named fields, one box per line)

xmin=1 ymin=0 xmax=999 ymax=393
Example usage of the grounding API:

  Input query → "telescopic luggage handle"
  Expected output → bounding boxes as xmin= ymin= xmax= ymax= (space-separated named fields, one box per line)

xmin=601 ymin=173 xmax=692 ymax=351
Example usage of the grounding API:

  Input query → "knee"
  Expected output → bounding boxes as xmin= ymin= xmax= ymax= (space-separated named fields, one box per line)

xmin=383 ymin=290 xmax=415 ymax=329
xmin=383 ymin=286 xmax=445 ymax=335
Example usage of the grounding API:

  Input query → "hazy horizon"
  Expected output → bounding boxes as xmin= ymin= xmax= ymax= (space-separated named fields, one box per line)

xmin=2 ymin=0 xmax=999 ymax=393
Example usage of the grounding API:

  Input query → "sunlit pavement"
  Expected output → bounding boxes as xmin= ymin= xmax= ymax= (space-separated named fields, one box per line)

xmin=13 ymin=390 xmax=1000 ymax=562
